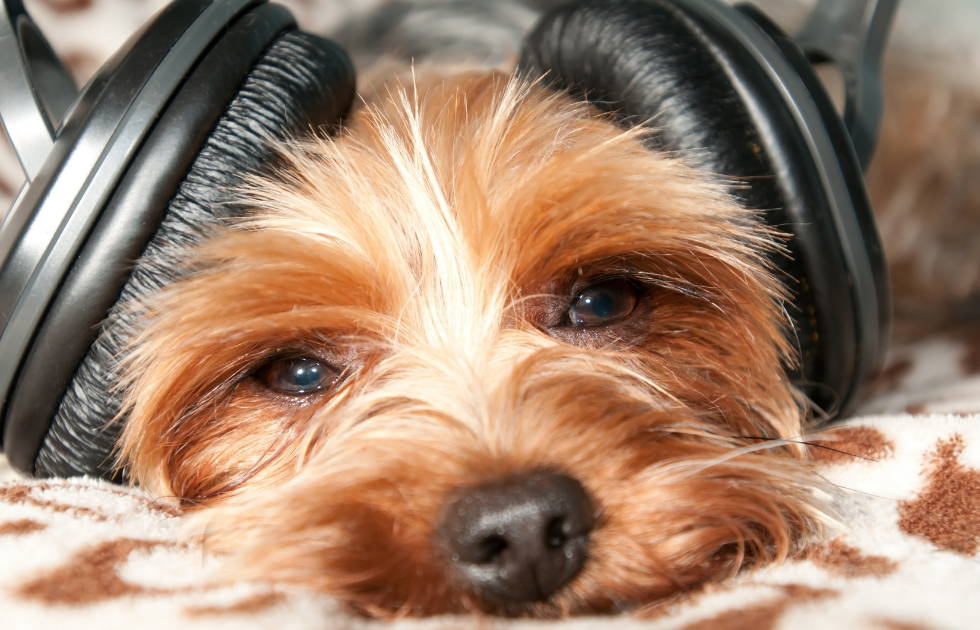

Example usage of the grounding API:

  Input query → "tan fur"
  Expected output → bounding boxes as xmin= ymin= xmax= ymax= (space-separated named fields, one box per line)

xmin=118 ymin=72 xmax=827 ymax=617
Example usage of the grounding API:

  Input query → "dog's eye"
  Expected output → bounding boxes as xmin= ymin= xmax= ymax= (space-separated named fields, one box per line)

xmin=567 ymin=278 xmax=639 ymax=327
xmin=255 ymin=356 xmax=337 ymax=395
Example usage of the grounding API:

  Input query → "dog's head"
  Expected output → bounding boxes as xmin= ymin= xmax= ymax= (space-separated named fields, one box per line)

xmin=118 ymin=73 xmax=823 ymax=617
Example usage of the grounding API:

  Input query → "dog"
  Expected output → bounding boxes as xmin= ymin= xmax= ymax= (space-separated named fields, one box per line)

xmin=112 ymin=0 xmax=979 ymax=619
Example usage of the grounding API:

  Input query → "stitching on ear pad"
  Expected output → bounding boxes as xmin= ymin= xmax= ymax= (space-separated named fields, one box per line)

xmin=18 ymin=30 xmax=353 ymax=479
xmin=520 ymin=0 xmax=880 ymax=416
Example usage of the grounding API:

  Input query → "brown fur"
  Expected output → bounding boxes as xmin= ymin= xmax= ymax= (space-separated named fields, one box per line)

xmin=118 ymin=72 xmax=827 ymax=617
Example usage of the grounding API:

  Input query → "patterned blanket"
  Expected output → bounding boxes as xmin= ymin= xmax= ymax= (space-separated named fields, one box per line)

xmin=3 ymin=326 xmax=979 ymax=630
xmin=2 ymin=1 xmax=979 ymax=629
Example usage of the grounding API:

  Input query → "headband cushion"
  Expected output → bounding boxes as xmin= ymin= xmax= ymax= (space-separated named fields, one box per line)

xmin=22 ymin=30 xmax=353 ymax=479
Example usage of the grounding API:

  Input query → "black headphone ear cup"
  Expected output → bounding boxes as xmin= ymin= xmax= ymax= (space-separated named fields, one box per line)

xmin=20 ymin=30 xmax=354 ymax=479
xmin=521 ymin=1 xmax=777 ymax=191
xmin=520 ymin=0 xmax=888 ymax=417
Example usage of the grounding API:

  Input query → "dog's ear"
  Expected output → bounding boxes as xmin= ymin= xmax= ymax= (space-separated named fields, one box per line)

xmin=0 ymin=1 xmax=355 ymax=479
xmin=520 ymin=0 xmax=890 ymax=419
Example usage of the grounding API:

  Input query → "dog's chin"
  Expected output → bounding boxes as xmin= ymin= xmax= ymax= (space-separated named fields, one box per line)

xmin=118 ymin=71 xmax=825 ymax=618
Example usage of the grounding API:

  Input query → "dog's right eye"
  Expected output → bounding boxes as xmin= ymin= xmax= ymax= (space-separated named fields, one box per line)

xmin=255 ymin=356 xmax=338 ymax=396
xmin=566 ymin=278 xmax=640 ymax=327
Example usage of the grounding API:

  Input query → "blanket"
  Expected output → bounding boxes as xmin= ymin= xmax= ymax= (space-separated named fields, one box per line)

xmin=2 ymin=1 xmax=979 ymax=629
xmin=3 ymin=325 xmax=979 ymax=630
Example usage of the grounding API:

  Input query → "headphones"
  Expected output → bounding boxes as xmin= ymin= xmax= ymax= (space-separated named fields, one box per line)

xmin=0 ymin=0 xmax=895 ymax=480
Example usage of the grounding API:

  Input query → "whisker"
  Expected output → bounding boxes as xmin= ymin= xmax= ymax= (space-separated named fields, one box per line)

xmin=655 ymin=431 xmax=864 ymax=480
xmin=734 ymin=435 xmax=875 ymax=462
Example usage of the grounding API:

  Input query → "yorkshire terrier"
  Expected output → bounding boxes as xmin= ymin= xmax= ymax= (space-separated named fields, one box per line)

xmin=114 ymin=0 xmax=980 ymax=619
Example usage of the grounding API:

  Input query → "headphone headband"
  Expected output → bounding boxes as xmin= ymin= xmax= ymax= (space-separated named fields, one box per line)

xmin=0 ymin=0 xmax=77 ymax=181
xmin=795 ymin=0 xmax=899 ymax=169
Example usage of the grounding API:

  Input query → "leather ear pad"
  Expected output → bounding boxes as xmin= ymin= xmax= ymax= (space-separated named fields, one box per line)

xmin=7 ymin=29 xmax=354 ymax=479
xmin=520 ymin=0 xmax=887 ymax=416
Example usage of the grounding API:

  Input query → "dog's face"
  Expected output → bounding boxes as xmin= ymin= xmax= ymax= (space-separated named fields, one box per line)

xmin=119 ymin=73 xmax=821 ymax=617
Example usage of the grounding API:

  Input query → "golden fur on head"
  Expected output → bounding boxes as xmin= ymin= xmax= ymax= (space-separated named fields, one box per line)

xmin=119 ymin=72 xmax=825 ymax=617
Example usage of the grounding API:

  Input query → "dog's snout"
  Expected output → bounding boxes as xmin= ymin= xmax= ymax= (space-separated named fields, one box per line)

xmin=438 ymin=471 xmax=594 ymax=604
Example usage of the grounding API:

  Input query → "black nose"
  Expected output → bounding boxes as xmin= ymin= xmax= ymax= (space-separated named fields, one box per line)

xmin=438 ymin=470 xmax=594 ymax=604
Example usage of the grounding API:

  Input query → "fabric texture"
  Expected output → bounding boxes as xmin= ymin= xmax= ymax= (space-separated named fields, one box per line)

xmin=1 ymin=1 xmax=978 ymax=628
xmin=2 ymin=327 xmax=979 ymax=629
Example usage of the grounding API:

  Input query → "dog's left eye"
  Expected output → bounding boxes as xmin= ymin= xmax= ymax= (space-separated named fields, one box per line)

xmin=255 ymin=356 xmax=337 ymax=395
xmin=567 ymin=278 xmax=639 ymax=327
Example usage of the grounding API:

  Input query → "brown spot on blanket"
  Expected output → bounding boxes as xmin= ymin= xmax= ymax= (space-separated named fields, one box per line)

xmin=184 ymin=591 xmax=286 ymax=616
xmin=804 ymin=538 xmax=898 ymax=577
xmin=871 ymin=619 xmax=940 ymax=630
xmin=0 ymin=481 xmax=181 ymax=519
xmin=809 ymin=427 xmax=895 ymax=464
xmin=898 ymin=434 xmax=980 ymax=554
xmin=677 ymin=584 xmax=837 ymax=630
xmin=17 ymin=538 xmax=179 ymax=604
xmin=0 ymin=519 xmax=46 ymax=535
xmin=633 ymin=582 xmax=724 ymax=620
xmin=97 ymin=484 xmax=182 ymax=518
xmin=0 ymin=483 xmax=107 ymax=521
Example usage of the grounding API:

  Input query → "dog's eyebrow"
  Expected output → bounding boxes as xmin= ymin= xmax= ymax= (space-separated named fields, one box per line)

xmin=627 ymin=270 xmax=714 ymax=301
xmin=561 ymin=260 xmax=718 ymax=303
